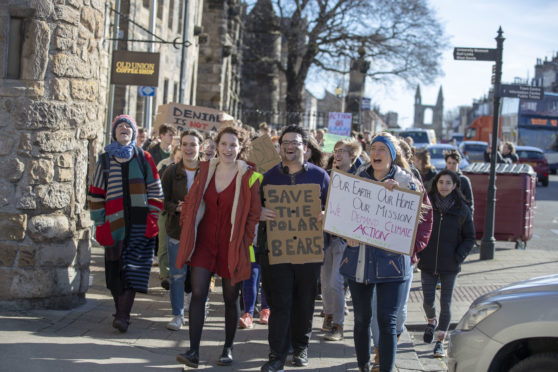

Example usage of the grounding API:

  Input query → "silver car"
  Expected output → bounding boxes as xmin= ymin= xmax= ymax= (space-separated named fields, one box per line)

xmin=448 ymin=274 xmax=558 ymax=372
xmin=459 ymin=140 xmax=488 ymax=162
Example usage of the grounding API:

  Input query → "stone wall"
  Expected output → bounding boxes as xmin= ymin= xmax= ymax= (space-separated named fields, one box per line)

xmin=0 ymin=0 xmax=106 ymax=309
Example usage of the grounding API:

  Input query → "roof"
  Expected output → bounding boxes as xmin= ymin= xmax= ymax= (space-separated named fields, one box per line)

xmin=515 ymin=145 xmax=543 ymax=152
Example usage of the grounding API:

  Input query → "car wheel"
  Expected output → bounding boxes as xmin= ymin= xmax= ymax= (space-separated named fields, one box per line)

xmin=509 ymin=352 xmax=558 ymax=372
xmin=542 ymin=177 xmax=549 ymax=187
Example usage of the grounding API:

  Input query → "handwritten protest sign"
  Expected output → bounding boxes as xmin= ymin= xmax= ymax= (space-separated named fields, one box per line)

xmin=247 ymin=135 xmax=280 ymax=174
xmin=154 ymin=103 xmax=234 ymax=134
xmin=323 ymin=170 xmax=422 ymax=256
xmin=263 ymin=184 xmax=324 ymax=265
xmin=328 ymin=112 xmax=352 ymax=137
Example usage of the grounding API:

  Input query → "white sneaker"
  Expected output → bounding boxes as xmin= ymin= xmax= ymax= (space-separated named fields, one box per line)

xmin=166 ymin=315 xmax=184 ymax=331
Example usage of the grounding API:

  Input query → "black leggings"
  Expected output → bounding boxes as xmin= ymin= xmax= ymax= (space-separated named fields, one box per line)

xmin=188 ymin=266 xmax=241 ymax=351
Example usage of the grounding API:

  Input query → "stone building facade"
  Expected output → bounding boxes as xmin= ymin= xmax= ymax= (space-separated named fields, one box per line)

xmin=0 ymin=0 xmax=107 ymax=308
xmin=196 ymin=0 xmax=244 ymax=119
xmin=111 ymin=0 xmax=204 ymax=129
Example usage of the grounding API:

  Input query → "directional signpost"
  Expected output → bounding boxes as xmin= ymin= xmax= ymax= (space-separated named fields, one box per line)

xmin=454 ymin=28 xmax=505 ymax=260
xmin=500 ymin=84 xmax=543 ymax=100
xmin=453 ymin=47 xmax=497 ymax=61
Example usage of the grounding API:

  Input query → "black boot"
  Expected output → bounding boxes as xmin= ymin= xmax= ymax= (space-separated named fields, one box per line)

xmin=359 ymin=362 xmax=371 ymax=372
xmin=177 ymin=349 xmax=199 ymax=368
xmin=113 ymin=289 xmax=136 ymax=333
xmin=216 ymin=346 xmax=233 ymax=366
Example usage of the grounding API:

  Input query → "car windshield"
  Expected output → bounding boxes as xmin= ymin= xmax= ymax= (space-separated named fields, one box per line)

xmin=428 ymin=147 xmax=448 ymax=159
xmin=400 ymin=131 xmax=428 ymax=143
xmin=464 ymin=144 xmax=487 ymax=152
xmin=518 ymin=150 xmax=544 ymax=160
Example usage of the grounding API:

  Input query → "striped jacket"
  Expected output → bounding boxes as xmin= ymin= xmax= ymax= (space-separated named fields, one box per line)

xmin=88 ymin=150 xmax=163 ymax=246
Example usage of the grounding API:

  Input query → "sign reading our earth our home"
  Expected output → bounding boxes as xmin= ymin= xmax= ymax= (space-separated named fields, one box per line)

xmin=323 ymin=170 xmax=423 ymax=256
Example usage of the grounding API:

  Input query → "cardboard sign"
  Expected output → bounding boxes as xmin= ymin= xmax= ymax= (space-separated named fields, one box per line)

xmin=247 ymin=135 xmax=281 ymax=174
xmin=323 ymin=170 xmax=423 ymax=256
xmin=263 ymin=184 xmax=324 ymax=265
xmin=328 ymin=112 xmax=352 ymax=137
xmin=154 ymin=103 xmax=234 ymax=134
xmin=111 ymin=51 xmax=160 ymax=86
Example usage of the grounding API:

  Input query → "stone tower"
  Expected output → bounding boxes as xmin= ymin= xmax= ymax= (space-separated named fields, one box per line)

xmin=241 ymin=0 xmax=281 ymax=127
xmin=413 ymin=85 xmax=444 ymax=139
xmin=0 ymin=0 xmax=107 ymax=309
xmin=346 ymin=47 xmax=370 ymax=132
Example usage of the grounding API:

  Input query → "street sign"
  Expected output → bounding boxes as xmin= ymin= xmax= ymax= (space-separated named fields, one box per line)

xmin=500 ymin=84 xmax=543 ymax=100
xmin=453 ymin=47 xmax=497 ymax=61
xmin=138 ymin=86 xmax=156 ymax=97
xmin=361 ymin=97 xmax=371 ymax=111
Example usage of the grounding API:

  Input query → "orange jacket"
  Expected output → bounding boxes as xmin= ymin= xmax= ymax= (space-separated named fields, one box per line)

xmin=176 ymin=158 xmax=262 ymax=285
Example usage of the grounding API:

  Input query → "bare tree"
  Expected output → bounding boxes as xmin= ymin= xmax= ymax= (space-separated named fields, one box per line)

xmin=246 ymin=0 xmax=448 ymax=124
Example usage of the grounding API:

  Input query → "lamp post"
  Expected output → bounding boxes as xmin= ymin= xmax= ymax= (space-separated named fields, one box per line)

xmin=480 ymin=27 xmax=505 ymax=260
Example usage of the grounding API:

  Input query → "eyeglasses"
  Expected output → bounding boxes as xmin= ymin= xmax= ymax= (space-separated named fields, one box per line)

xmin=281 ymin=140 xmax=303 ymax=147
xmin=334 ymin=149 xmax=349 ymax=155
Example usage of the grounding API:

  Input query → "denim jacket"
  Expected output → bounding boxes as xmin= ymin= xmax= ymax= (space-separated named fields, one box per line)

xmin=339 ymin=164 xmax=428 ymax=284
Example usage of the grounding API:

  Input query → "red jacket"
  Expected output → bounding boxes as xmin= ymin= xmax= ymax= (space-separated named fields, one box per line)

xmin=176 ymin=158 xmax=262 ymax=285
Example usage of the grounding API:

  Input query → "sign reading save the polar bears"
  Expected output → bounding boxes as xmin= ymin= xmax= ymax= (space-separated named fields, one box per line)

xmin=323 ymin=170 xmax=423 ymax=256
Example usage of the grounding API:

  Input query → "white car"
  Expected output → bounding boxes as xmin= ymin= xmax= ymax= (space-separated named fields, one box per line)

xmin=448 ymin=274 xmax=558 ymax=372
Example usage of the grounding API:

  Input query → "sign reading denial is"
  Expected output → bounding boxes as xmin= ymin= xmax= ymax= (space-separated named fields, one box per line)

xmin=323 ymin=170 xmax=423 ymax=256
xmin=263 ymin=184 xmax=324 ymax=265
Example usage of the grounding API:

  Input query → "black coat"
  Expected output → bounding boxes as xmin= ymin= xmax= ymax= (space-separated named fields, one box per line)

xmin=417 ymin=191 xmax=475 ymax=274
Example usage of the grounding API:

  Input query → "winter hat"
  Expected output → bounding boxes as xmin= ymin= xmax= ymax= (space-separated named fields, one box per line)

xmin=371 ymin=135 xmax=396 ymax=162
xmin=111 ymin=114 xmax=137 ymax=144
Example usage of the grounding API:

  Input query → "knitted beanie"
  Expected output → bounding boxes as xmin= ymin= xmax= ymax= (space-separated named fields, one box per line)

xmin=111 ymin=114 xmax=138 ymax=143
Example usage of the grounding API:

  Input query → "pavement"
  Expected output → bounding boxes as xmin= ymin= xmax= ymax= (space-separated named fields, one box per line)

xmin=1 ymin=243 xmax=558 ymax=372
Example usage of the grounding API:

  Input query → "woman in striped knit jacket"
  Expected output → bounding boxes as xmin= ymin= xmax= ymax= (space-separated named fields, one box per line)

xmin=88 ymin=115 xmax=163 ymax=332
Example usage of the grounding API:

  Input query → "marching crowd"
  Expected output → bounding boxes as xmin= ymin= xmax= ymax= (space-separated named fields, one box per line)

xmin=88 ymin=115 xmax=477 ymax=372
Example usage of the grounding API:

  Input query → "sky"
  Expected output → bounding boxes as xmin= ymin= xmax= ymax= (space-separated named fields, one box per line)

xmin=308 ymin=0 xmax=558 ymax=129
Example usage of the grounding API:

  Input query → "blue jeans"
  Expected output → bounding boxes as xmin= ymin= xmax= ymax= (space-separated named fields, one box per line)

xmin=242 ymin=262 xmax=268 ymax=314
xmin=371 ymin=270 xmax=413 ymax=347
xmin=167 ymin=237 xmax=187 ymax=316
xmin=348 ymin=279 xmax=405 ymax=372
xmin=421 ymin=271 xmax=458 ymax=334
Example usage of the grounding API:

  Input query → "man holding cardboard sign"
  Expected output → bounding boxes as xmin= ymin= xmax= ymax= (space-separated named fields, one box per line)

xmin=258 ymin=125 xmax=330 ymax=372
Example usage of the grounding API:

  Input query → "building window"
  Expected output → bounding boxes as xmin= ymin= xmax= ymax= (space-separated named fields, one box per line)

xmin=163 ymin=79 xmax=169 ymax=104
xmin=173 ymin=82 xmax=178 ymax=102
xmin=143 ymin=0 xmax=149 ymax=8
xmin=168 ymin=0 xmax=174 ymax=31
xmin=6 ymin=17 xmax=24 ymax=79
xmin=157 ymin=0 xmax=164 ymax=20
xmin=177 ymin=1 xmax=183 ymax=33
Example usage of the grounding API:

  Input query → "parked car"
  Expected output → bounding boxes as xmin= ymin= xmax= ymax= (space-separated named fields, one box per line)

xmin=515 ymin=145 xmax=549 ymax=187
xmin=459 ymin=140 xmax=488 ymax=163
xmin=448 ymin=274 xmax=558 ymax=372
xmin=396 ymin=129 xmax=437 ymax=149
xmin=425 ymin=144 xmax=470 ymax=170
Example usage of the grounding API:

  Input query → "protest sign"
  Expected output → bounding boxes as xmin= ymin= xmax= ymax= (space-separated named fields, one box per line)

xmin=323 ymin=170 xmax=423 ymax=256
xmin=263 ymin=184 xmax=324 ymax=265
xmin=154 ymin=103 xmax=234 ymax=134
xmin=247 ymin=135 xmax=281 ymax=174
xmin=328 ymin=112 xmax=352 ymax=137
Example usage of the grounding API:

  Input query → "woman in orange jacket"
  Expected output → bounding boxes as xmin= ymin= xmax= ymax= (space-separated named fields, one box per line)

xmin=175 ymin=126 xmax=262 ymax=369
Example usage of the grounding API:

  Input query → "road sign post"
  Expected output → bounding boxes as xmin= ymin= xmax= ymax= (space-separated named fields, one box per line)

xmin=454 ymin=28 xmax=505 ymax=260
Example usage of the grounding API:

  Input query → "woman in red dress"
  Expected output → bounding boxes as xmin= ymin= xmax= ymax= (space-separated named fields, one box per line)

xmin=175 ymin=126 xmax=262 ymax=368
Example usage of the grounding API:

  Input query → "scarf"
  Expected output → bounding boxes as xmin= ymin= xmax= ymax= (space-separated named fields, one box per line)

xmin=435 ymin=192 xmax=455 ymax=214
xmin=104 ymin=141 xmax=135 ymax=159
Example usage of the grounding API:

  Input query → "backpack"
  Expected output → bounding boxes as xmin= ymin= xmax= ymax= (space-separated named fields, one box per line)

xmin=100 ymin=146 xmax=149 ymax=190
